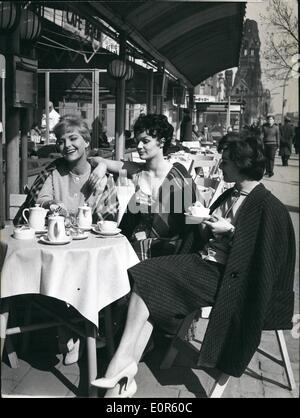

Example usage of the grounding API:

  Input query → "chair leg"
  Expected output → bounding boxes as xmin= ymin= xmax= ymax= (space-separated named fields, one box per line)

xmin=0 ymin=300 xmax=19 ymax=368
xmin=160 ymin=311 xmax=197 ymax=370
xmin=275 ymin=330 xmax=296 ymax=390
xmin=5 ymin=336 xmax=19 ymax=369
xmin=208 ymin=372 xmax=230 ymax=398
xmin=160 ymin=342 xmax=180 ymax=370
xmin=103 ymin=305 xmax=115 ymax=358
xmin=20 ymin=301 xmax=33 ymax=355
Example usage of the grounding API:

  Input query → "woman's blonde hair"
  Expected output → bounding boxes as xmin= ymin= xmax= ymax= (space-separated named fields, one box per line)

xmin=53 ymin=114 xmax=91 ymax=143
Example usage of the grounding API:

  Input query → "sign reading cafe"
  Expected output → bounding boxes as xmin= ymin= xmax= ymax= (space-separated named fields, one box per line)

xmin=62 ymin=11 xmax=102 ymax=43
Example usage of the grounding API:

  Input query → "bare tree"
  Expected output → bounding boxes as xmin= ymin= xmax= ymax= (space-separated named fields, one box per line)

xmin=261 ymin=0 xmax=298 ymax=81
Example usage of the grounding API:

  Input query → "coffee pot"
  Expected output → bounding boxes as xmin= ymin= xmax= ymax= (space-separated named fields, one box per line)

xmin=77 ymin=204 xmax=92 ymax=229
xmin=22 ymin=204 xmax=48 ymax=231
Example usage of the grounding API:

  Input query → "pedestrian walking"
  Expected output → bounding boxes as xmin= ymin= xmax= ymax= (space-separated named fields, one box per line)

xmin=261 ymin=115 xmax=280 ymax=177
xmin=279 ymin=117 xmax=294 ymax=166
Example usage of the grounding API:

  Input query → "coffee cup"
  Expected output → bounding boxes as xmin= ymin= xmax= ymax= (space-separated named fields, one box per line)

xmin=189 ymin=206 xmax=210 ymax=218
xmin=47 ymin=215 xmax=67 ymax=242
xmin=97 ymin=220 xmax=118 ymax=233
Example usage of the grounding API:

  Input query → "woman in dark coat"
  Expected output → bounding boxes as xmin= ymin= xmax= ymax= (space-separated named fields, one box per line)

xmin=91 ymin=133 xmax=295 ymax=397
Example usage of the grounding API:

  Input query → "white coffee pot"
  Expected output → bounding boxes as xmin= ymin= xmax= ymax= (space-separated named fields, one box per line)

xmin=77 ymin=204 xmax=92 ymax=229
xmin=47 ymin=215 xmax=66 ymax=242
xmin=22 ymin=204 xmax=48 ymax=231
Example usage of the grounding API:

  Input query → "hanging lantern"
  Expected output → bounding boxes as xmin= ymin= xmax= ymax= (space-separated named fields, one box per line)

xmin=124 ymin=63 xmax=134 ymax=81
xmin=19 ymin=9 xmax=41 ymax=41
xmin=108 ymin=59 xmax=127 ymax=79
xmin=173 ymin=86 xmax=186 ymax=105
xmin=0 ymin=2 xmax=18 ymax=31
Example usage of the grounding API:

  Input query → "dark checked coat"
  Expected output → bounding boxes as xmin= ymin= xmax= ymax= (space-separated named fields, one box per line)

xmin=14 ymin=158 xmax=119 ymax=225
xmin=120 ymin=162 xmax=198 ymax=260
xmin=197 ymin=183 xmax=295 ymax=377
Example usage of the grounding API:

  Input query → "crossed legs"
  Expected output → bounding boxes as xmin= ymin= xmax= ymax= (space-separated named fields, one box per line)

xmin=104 ymin=291 xmax=152 ymax=378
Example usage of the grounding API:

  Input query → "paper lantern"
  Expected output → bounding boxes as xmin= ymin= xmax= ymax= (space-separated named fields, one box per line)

xmin=173 ymin=86 xmax=186 ymax=105
xmin=108 ymin=59 xmax=127 ymax=79
xmin=19 ymin=9 xmax=41 ymax=41
xmin=124 ymin=64 xmax=134 ymax=81
xmin=0 ymin=2 xmax=18 ymax=31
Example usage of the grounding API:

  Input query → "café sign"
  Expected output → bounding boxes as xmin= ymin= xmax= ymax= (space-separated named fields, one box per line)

xmin=62 ymin=11 xmax=102 ymax=43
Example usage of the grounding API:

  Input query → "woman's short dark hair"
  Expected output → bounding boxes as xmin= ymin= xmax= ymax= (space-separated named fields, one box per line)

xmin=53 ymin=114 xmax=91 ymax=143
xmin=217 ymin=132 xmax=266 ymax=180
xmin=133 ymin=114 xmax=174 ymax=151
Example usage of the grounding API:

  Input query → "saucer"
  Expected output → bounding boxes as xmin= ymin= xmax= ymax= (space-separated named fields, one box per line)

xmin=71 ymin=232 xmax=89 ymax=240
xmin=184 ymin=213 xmax=211 ymax=224
xmin=39 ymin=236 xmax=72 ymax=245
xmin=34 ymin=228 xmax=48 ymax=234
xmin=91 ymin=227 xmax=121 ymax=236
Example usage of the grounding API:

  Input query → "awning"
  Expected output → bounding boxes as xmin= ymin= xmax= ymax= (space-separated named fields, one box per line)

xmin=82 ymin=0 xmax=246 ymax=87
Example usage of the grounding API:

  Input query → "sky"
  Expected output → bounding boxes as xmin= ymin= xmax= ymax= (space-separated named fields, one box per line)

xmin=245 ymin=0 xmax=299 ymax=116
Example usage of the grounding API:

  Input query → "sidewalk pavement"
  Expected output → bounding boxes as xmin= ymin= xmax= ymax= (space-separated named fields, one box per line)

xmin=1 ymin=154 xmax=299 ymax=398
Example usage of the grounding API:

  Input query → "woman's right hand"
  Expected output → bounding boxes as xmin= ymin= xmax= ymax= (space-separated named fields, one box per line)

xmin=87 ymin=158 xmax=107 ymax=190
xmin=49 ymin=202 xmax=68 ymax=217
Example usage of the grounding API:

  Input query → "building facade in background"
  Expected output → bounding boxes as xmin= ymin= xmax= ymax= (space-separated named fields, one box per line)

xmin=230 ymin=19 xmax=270 ymax=125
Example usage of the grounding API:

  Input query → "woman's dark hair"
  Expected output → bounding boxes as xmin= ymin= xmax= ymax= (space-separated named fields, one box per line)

xmin=133 ymin=114 xmax=174 ymax=152
xmin=53 ymin=114 xmax=91 ymax=143
xmin=217 ymin=132 xmax=266 ymax=180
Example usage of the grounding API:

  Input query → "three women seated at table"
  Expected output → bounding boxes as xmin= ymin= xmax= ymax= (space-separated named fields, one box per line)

xmin=14 ymin=113 xmax=198 ymax=364
xmin=89 ymin=113 xmax=198 ymax=260
xmin=91 ymin=132 xmax=295 ymax=398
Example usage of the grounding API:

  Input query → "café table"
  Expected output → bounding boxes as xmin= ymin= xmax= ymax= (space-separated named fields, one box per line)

xmin=0 ymin=225 xmax=140 ymax=396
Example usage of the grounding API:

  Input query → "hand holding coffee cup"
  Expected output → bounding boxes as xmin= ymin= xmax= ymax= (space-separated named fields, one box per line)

xmin=185 ymin=202 xmax=210 ymax=224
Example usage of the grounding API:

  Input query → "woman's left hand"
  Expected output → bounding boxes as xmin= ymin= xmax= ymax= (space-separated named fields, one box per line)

xmin=203 ymin=215 xmax=234 ymax=236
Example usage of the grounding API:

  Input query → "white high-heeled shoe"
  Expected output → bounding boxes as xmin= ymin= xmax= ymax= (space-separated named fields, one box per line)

xmin=63 ymin=338 xmax=83 ymax=366
xmin=91 ymin=362 xmax=138 ymax=389
xmin=104 ymin=379 xmax=137 ymax=398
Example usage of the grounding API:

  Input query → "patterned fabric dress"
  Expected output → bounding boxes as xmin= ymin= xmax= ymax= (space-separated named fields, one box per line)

xmin=119 ymin=162 xmax=198 ymax=260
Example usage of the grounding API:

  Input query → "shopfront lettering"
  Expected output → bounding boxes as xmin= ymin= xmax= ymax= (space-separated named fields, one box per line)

xmin=66 ymin=12 xmax=83 ymax=31
xmin=65 ymin=11 xmax=101 ymax=42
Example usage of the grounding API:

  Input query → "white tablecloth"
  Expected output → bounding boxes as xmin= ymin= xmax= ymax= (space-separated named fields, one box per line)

xmin=0 ymin=226 xmax=139 ymax=327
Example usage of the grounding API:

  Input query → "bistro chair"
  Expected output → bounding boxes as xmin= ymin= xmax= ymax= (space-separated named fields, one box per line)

xmin=8 ymin=194 xmax=27 ymax=222
xmin=189 ymin=156 xmax=219 ymax=180
xmin=182 ymin=141 xmax=201 ymax=150
xmin=160 ymin=306 xmax=296 ymax=398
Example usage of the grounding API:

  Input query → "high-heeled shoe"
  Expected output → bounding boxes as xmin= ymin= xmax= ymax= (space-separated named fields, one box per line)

xmin=104 ymin=379 xmax=137 ymax=398
xmin=63 ymin=338 xmax=84 ymax=366
xmin=91 ymin=362 xmax=138 ymax=389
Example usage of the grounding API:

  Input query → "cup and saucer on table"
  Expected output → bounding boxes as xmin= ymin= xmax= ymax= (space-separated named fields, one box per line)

xmin=92 ymin=220 xmax=122 ymax=237
xmin=13 ymin=225 xmax=35 ymax=240
xmin=39 ymin=215 xmax=72 ymax=245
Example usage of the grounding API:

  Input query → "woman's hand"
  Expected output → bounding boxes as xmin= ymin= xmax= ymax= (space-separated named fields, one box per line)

xmin=49 ymin=202 xmax=68 ymax=217
xmin=203 ymin=215 xmax=235 ymax=237
xmin=87 ymin=158 xmax=107 ymax=191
